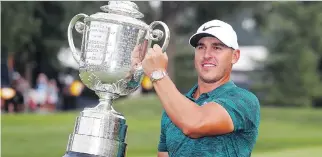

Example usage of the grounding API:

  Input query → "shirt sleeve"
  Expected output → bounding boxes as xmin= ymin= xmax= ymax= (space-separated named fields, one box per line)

xmin=158 ymin=110 xmax=168 ymax=152
xmin=213 ymin=92 xmax=260 ymax=131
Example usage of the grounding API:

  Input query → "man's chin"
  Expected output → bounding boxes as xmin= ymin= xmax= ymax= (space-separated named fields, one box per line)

xmin=200 ymin=76 xmax=219 ymax=84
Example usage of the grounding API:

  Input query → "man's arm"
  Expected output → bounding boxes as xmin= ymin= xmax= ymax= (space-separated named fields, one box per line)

xmin=158 ymin=111 xmax=169 ymax=156
xmin=158 ymin=152 xmax=169 ymax=157
xmin=153 ymin=75 xmax=234 ymax=138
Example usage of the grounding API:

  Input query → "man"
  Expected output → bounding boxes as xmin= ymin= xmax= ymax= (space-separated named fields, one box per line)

xmin=142 ymin=19 xmax=260 ymax=157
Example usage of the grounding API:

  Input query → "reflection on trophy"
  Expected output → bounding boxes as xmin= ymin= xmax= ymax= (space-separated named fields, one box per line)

xmin=63 ymin=1 xmax=170 ymax=157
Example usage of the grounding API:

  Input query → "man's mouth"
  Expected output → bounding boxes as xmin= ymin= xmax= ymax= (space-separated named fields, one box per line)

xmin=202 ymin=63 xmax=216 ymax=67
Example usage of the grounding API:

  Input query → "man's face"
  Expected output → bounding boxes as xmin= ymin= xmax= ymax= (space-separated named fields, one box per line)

xmin=194 ymin=37 xmax=240 ymax=83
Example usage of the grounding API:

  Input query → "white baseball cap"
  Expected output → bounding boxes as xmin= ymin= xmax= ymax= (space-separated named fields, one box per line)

xmin=189 ymin=19 xmax=239 ymax=50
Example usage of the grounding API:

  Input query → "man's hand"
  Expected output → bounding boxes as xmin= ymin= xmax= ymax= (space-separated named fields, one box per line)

xmin=125 ymin=40 xmax=148 ymax=79
xmin=142 ymin=44 xmax=168 ymax=77
xmin=131 ymin=40 xmax=148 ymax=68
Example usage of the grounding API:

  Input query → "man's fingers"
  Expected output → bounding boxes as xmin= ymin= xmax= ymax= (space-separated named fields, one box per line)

xmin=147 ymin=47 xmax=155 ymax=57
xmin=153 ymin=44 xmax=161 ymax=49
xmin=152 ymin=44 xmax=162 ymax=53
xmin=131 ymin=45 xmax=140 ymax=58
xmin=163 ymin=52 xmax=168 ymax=60
xmin=142 ymin=40 xmax=148 ymax=47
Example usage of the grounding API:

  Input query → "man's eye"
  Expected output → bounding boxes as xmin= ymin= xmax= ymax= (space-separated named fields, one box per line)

xmin=214 ymin=46 xmax=223 ymax=50
xmin=197 ymin=46 xmax=204 ymax=49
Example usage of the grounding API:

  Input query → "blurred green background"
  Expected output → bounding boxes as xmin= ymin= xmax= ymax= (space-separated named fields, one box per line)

xmin=2 ymin=1 xmax=322 ymax=157
xmin=2 ymin=95 xmax=322 ymax=157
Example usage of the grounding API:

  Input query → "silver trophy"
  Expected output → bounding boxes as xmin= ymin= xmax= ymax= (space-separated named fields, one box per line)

xmin=63 ymin=1 xmax=170 ymax=157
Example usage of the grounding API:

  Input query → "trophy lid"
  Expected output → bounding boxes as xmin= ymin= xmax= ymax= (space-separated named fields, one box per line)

xmin=86 ymin=1 xmax=148 ymax=29
xmin=100 ymin=1 xmax=144 ymax=19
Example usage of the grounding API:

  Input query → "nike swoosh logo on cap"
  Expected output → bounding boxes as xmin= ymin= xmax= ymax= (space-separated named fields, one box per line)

xmin=202 ymin=25 xmax=220 ymax=31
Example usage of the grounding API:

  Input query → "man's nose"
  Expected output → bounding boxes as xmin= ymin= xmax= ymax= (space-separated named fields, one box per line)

xmin=203 ymin=47 xmax=213 ymax=59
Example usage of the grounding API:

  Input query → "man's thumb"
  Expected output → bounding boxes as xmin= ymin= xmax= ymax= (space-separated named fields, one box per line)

xmin=163 ymin=52 xmax=168 ymax=60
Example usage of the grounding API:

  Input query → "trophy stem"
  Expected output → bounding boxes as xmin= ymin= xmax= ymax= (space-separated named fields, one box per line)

xmin=95 ymin=91 xmax=120 ymax=114
xmin=98 ymin=98 xmax=113 ymax=111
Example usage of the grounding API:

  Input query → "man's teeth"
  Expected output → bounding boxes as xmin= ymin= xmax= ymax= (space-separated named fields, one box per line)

xmin=203 ymin=64 xmax=215 ymax=67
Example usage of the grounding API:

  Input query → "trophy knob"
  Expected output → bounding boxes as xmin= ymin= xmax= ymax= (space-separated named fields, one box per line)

xmin=148 ymin=21 xmax=171 ymax=53
xmin=100 ymin=1 xmax=144 ymax=19
xmin=75 ymin=21 xmax=85 ymax=33
xmin=150 ymin=29 xmax=164 ymax=41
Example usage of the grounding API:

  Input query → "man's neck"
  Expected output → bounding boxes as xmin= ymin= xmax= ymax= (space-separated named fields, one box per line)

xmin=194 ymin=75 xmax=230 ymax=99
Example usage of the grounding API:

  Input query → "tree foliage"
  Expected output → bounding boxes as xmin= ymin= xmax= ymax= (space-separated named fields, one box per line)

xmin=252 ymin=2 xmax=322 ymax=107
xmin=1 ymin=1 xmax=257 ymax=86
xmin=1 ymin=2 xmax=41 ymax=53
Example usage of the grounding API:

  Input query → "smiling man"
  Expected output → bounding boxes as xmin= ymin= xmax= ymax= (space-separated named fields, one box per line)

xmin=142 ymin=19 xmax=261 ymax=157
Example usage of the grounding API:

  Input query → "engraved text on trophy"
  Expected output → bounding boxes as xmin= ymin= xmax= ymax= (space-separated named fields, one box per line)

xmin=84 ymin=21 xmax=117 ymax=66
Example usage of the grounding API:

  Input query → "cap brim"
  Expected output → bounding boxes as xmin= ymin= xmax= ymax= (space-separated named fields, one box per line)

xmin=189 ymin=33 xmax=216 ymax=47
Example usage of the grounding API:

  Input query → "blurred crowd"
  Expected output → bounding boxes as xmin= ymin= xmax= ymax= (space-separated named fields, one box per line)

xmin=1 ymin=72 xmax=84 ymax=114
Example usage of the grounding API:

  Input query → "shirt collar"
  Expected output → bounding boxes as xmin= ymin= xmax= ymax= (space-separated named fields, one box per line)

xmin=185 ymin=80 xmax=236 ymax=100
xmin=185 ymin=83 xmax=198 ymax=100
xmin=207 ymin=80 xmax=236 ymax=97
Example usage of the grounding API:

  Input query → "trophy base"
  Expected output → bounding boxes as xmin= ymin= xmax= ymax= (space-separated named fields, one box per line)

xmin=63 ymin=150 xmax=125 ymax=157
xmin=63 ymin=107 xmax=127 ymax=157
xmin=63 ymin=151 xmax=101 ymax=157
xmin=65 ymin=133 xmax=127 ymax=157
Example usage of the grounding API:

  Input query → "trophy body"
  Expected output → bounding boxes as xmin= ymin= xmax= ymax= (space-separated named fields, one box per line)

xmin=63 ymin=1 xmax=170 ymax=157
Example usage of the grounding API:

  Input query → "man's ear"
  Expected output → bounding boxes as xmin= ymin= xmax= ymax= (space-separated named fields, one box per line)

xmin=231 ymin=49 xmax=240 ymax=64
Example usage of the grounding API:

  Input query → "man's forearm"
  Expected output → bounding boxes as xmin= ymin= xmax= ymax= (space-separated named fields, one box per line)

xmin=158 ymin=152 xmax=169 ymax=157
xmin=153 ymin=75 xmax=202 ymax=132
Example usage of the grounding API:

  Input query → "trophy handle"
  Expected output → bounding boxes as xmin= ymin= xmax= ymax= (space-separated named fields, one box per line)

xmin=67 ymin=13 xmax=89 ymax=65
xmin=131 ymin=21 xmax=170 ymax=86
xmin=133 ymin=21 xmax=170 ymax=79
xmin=148 ymin=21 xmax=170 ymax=53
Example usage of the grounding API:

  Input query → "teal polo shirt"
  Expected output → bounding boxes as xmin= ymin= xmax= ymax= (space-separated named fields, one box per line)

xmin=158 ymin=81 xmax=260 ymax=157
